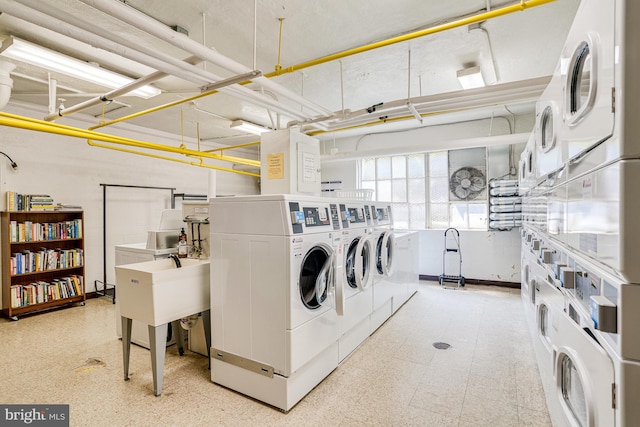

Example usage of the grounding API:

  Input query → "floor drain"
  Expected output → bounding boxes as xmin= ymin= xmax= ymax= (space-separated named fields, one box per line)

xmin=433 ymin=342 xmax=451 ymax=350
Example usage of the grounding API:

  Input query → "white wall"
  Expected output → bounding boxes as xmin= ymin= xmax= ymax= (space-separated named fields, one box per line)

xmin=419 ymin=229 xmax=522 ymax=282
xmin=321 ymin=115 xmax=531 ymax=283
xmin=0 ymin=103 xmax=259 ymax=299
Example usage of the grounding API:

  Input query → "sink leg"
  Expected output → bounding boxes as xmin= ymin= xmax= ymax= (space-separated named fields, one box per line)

xmin=201 ymin=310 xmax=211 ymax=369
xmin=149 ymin=323 xmax=168 ymax=396
xmin=121 ymin=317 xmax=132 ymax=381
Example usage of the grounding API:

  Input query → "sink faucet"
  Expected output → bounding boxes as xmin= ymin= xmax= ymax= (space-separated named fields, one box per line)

xmin=168 ymin=254 xmax=182 ymax=268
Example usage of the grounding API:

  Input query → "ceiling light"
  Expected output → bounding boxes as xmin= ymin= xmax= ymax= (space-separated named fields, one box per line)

xmin=0 ymin=37 xmax=161 ymax=99
xmin=230 ymin=120 xmax=270 ymax=135
xmin=456 ymin=65 xmax=485 ymax=89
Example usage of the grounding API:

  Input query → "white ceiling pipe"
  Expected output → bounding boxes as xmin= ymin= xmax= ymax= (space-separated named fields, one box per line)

xmin=47 ymin=74 xmax=56 ymax=116
xmin=79 ymin=0 xmax=335 ymax=118
xmin=0 ymin=1 xmax=311 ymax=122
xmin=21 ymin=0 xmax=262 ymax=98
xmin=0 ymin=61 xmax=15 ymax=110
xmin=320 ymin=133 xmax=529 ymax=162
xmin=46 ymin=70 xmax=174 ymax=121
xmin=44 ymin=55 xmax=204 ymax=121
xmin=324 ymin=77 xmax=549 ymax=126
xmin=0 ymin=0 xmax=207 ymax=85
xmin=297 ymin=76 xmax=550 ymax=130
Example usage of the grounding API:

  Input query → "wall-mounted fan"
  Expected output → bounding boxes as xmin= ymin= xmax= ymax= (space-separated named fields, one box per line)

xmin=449 ymin=166 xmax=486 ymax=201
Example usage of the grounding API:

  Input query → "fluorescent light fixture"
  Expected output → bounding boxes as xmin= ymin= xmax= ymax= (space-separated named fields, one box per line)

xmin=0 ymin=36 xmax=161 ymax=99
xmin=230 ymin=120 xmax=270 ymax=135
xmin=456 ymin=65 xmax=485 ymax=89
xmin=406 ymin=102 xmax=422 ymax=124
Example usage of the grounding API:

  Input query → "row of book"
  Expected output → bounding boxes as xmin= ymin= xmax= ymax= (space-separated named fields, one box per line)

xmin=6 ymin=192 xmax=55 ymax=211
xmin=10 ymin=248 xmax=84 ymax=276
xmin=9 ymin=219 xmax=83 ymax=242
xmin=10 ymin=275 xmax=84 ymax=308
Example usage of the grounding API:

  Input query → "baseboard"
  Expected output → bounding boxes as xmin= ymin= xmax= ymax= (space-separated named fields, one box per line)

xmin=86 ymin=291 xmax=115 ymax=301
xmin=420 ymin=275 xmax=520 ymax=289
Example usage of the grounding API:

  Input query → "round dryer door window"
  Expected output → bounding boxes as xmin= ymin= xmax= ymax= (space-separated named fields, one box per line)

xmin=299 ymin=245 xmax=333 ymax=310
xmin=376 ymin=231 xmax=394 ymax=276
xmin=540 ymin=105 xmax=556 ymax=152
xmin=345 ymin=237 xmax=372 ymax=290
xmin=345 ymin=238 xmax=361 ymax=289
xmin=560 ymin=355 xmax=588 ymax=427
xmin=567 ymin=40 xmax=595 ymax=126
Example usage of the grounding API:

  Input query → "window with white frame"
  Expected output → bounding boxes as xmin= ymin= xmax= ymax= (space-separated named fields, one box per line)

xmin=360 ymin=154 xmax=426 ymax=229
xmin=359 ymin=148 xmax=488 ymax=230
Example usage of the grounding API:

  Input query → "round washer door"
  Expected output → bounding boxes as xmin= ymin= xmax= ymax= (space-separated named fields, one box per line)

xmin=345 ymin=237 xmax=360 ymax=289
xmin=376 ymin=230 xmax=394 ymax=277
xmin=354 ymin=236 xmax=373 ymax=291
xmin=299 ymin=245 xmax=335 ymax=310
xmin=555 ymin=306 xmax=615 ymax=427
xmin=566 ymin=38 xmax=597 ymax=127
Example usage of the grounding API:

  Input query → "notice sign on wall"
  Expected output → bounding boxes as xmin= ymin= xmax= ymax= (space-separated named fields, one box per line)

xmin=267 ymin=153 xmax=284 ymax=179
xmin=302 ymin=152 xmax=316 ymax=182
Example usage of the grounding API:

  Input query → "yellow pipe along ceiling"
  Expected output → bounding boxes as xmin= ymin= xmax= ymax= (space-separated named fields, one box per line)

xmin=0 ymin=112 xmax=260 ymax=176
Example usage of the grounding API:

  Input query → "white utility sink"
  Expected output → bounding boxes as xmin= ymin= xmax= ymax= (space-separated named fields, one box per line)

xmin=115 ymin=258 xmax=210 ymax=326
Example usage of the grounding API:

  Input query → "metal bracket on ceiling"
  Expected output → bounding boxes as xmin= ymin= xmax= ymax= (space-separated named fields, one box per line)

xmin=200 ymin=70 xmax=263 ymax=93
xmin=367 ymin=103 xmax=383 ymax=113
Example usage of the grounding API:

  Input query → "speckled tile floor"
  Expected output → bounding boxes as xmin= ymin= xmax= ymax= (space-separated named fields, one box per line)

xmin=0 ymin=281 xmax=551 ymax=426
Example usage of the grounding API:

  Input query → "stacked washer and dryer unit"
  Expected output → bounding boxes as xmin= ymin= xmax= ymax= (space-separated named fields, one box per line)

xmin=520 ymin=1 xmax=640 ymax=426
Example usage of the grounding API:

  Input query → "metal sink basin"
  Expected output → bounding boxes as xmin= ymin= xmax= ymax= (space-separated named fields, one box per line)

xmin=115 ymin=258 xmax=210 ymax=326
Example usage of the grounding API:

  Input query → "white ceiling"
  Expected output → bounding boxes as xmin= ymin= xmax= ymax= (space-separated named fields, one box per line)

xmin=0 ymin=0 xmax=580 ymax=147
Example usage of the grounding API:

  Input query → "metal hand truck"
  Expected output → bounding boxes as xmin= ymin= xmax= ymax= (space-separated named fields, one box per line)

xmin=438 ymin=227 xmax=465 ymax=289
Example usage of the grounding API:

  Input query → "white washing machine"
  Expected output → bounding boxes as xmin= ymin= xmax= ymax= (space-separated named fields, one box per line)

xmin=337 ymin=201 xmax=375 ymax=361
xmin=522 ymin=2 xmax=640 ymax=419
xmin=551 ymin=298 xmax=615 ymax=427
xmin=369 ymin=203 xmax=395 ymax=332
xmin=557 ymin=0 xmax=640 ymax=284
xmin=578 ymin=261 xmax=640 ymax=427
xmin=209 ymin=194 xmax=344 ymax=411
xmin=558 ymin=0 xmax=615 ymax=167
xmin=561 ymin=0 xmax=640 ymax=180
xmin=525 ymin=235 xmax=640 ymax=427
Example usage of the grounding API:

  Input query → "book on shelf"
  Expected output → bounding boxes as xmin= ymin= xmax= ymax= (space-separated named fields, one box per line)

xmin=9 ymin=275 xmax=84 ymax=308
xmin=9 ymin=219 xmax=83 ymax=242
xmin=10 ymin=248 xmax=83 ymax=275
xmin=5 ymin=192 xmax=55 ymax=211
